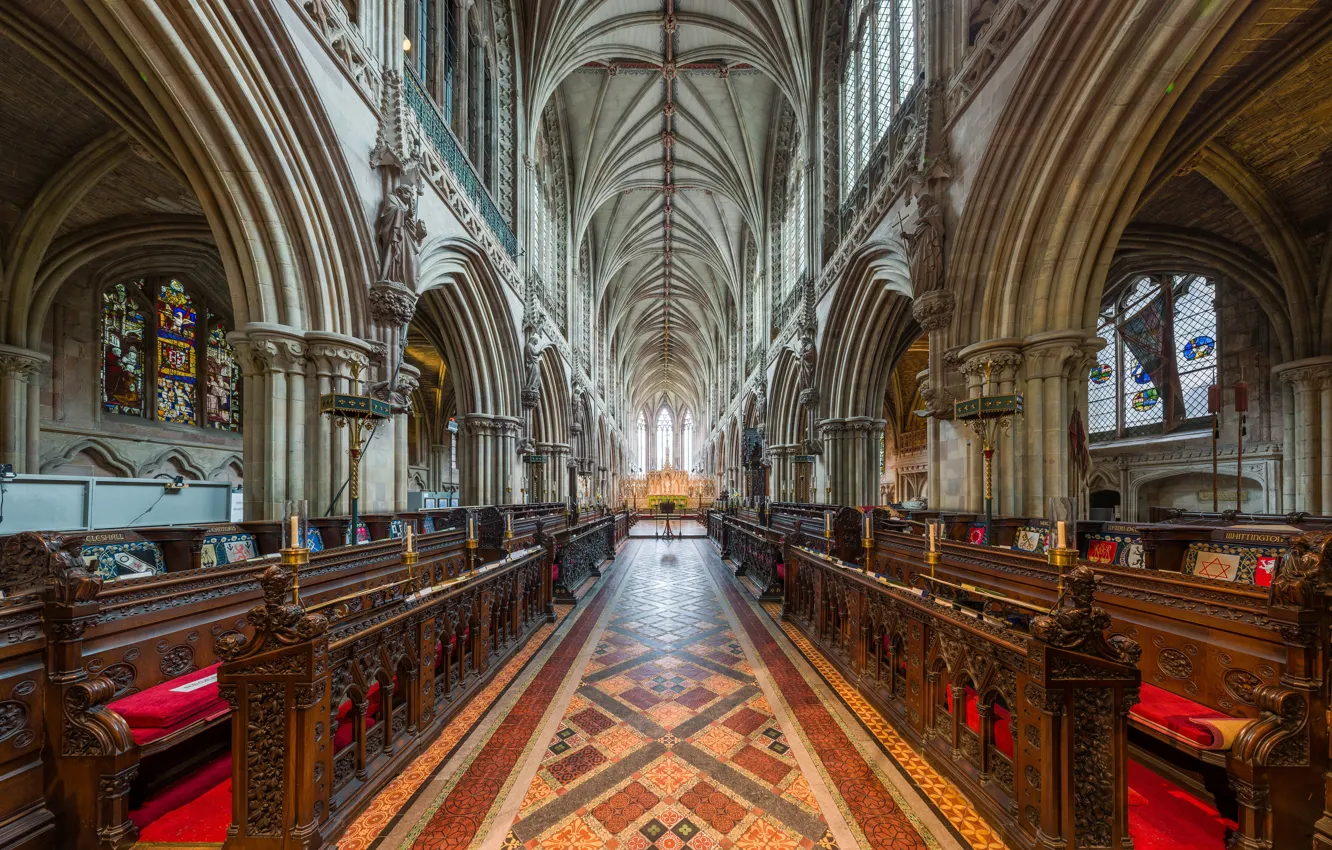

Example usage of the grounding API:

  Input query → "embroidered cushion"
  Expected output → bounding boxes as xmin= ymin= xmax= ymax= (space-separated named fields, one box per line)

xmin=200 ymin=533 xmax=258 ymax=568
xmin=306 ymin=528 xmax=325 ymax=552
xmin=388 ymin=519 xmax=405 ymax=539
xmin=81 ymin=541 xmax=166 ymax=581
xmin=1182 ymin=542 xmax=1284 ymax=584
xmin=421 ymin=516 xmax=436 ymax=533
xmin=1085 ymin=533 xmax=1143 ymax=568
xmin=967 ymin=523 xmax=986 ymax=545
xmin=1014 ymin=526 xmax=1049 ymax=554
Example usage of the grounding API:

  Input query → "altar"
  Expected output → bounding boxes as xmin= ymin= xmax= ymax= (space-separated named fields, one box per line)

xmin=625 ymin=464 xmax=708 ymax=511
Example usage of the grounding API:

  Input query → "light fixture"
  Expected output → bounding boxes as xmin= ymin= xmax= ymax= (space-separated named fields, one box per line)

xmin=403 ymin=37 xmax=412 ymax=52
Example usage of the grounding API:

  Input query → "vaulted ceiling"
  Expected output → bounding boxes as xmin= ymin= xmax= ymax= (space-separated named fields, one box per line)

xmin=522 ymin=0 xmax=809 ymax=423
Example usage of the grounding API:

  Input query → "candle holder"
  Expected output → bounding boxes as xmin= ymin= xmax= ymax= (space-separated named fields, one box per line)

xmin=1047 ymin=496 xmax=1078 ymax=599
xmin=403 ymin=529 xmax=420 ymax=588
xmin=954 ymin=360 xmax=1023 ymax=545
xmin=281 ymin=499 xmax=310 ymax=604
xmin=319 ymin=361 xmax=390 ymax=544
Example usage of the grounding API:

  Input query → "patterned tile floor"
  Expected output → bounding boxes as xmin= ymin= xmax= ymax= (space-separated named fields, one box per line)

xmin=378 ymin=539 xmax=961 ymax=850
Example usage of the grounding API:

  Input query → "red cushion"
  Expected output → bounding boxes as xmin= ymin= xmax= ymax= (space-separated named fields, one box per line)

xmin=129 ymin=751 xmax=231 ymax=838
xmin=110 ymin=663 xmax=228 ymax=746
xmin=552 ymin=563 xmax=560 ymax=582
xmin=776 ymin=562 xmax=785 ymax=580
xmin=1130 ymin=683 xmax=1230 ymax=747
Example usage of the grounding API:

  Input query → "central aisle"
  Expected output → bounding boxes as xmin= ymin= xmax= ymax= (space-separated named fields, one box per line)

xmin=377 ymin=539 xmax=959 ymax=850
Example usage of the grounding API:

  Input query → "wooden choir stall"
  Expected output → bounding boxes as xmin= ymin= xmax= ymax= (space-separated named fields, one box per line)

xmin=0 ymin=502 xmax=630 ymax=849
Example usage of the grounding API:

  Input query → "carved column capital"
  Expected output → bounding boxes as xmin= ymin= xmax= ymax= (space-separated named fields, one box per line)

xmin=304 ymin=331 xmax=373 ymax=380
xmin=1021 ymin=330 xmax=1104 ymax=382
xmin=1274 ymin=356 xmax=1332 ymax=390
xmin=230 ymin=325 xmax=309 ymax=377
xmin=0 ymin=344 xmax=48 ymax=379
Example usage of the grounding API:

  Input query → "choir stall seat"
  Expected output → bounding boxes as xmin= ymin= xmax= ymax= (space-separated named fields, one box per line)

xmin=1130 ymin=683 xmax=1253 ymax=754
xmin=107 ymin=663 xmax=229 ymax=749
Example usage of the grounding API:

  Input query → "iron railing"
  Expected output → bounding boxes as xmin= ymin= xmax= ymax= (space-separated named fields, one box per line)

xmin=404 ymin=70 xmax=517 ymax=260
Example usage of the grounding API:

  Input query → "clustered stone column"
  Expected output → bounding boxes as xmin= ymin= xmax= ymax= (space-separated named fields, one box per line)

xmin=304 ymin=332 xmax=373 ymax=518
xmin=1276 ymin=357 xmax=1332 ymax=513
xmin=957 ymin=344 xmax=1024 ymax=515
xmin=229 ymin=326 xmax=309 ymax=520
xmin=460 ymin=414 xmax=520 ymax=504
xmin=817 ymin=417 xmax=887 ymax=506
xmin=535 ymin=441 xmax=570 ymax=502
xmin=911 ymin=289 xmax=955 ymax=508
xmin=0 ymin=344 xmax=49 ymax=474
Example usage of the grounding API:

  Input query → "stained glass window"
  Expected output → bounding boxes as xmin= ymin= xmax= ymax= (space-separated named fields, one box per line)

xmin=156 ymin=279 xmax=198 ymax=425
xmin=841 ymin=0 xmax=920 ymax=200
xmin=636 ymin=412 xmax=647 ymax=471
xmin=206 ymin=321 xmax=240 ymax=431
xmin=101 ymin=282 xmax=147 ymax=417
xmin=682 ymin=410 xmax=694 ymax=470
xmin=782 ymin=159 xmax=807 ymax=295
xmin=1088 ymin=274 xmax=1217 ymax=440
xmin=656 ymin=407 xmax=673 ymax=470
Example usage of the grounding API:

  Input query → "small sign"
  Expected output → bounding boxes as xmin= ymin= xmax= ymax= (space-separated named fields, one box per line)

xmin=1197 ymin=491 xmax=1248 ymax=503
xmin=171 ymin=673 xmax=218 ymax=694
xmin=525 ymin=455 xmax=548 ymax=464
xmin=793 ymin=455 xmax=815 ymax=464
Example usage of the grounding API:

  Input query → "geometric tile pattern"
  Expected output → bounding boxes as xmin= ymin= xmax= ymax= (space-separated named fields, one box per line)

xmin=493 ymin=541 xmax=939 ymax=850
xmin=503 ymin=543 xmax=848 ymax=850
xmin=761 ymin=603 xmax=1007 ymax=850
xmin=709 ymin=556 xmax=931 ymax=850
xmin=327 ymin=607 xmax=573 ymax=850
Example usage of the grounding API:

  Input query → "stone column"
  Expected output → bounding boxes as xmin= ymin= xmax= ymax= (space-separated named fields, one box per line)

xmin=0 ymin=345 xmax=48 ymax=474
xmin=957 ymin=343 xmax=1024 ymax=517
xmin=394 ymin=363 xmax=420 ymax=511
xmin=305 ymin=332 xmax=373 ymax=517
xmin=1275 ymin=358 xmax=1332 ymax=513
xmin=817 ymin=418 xmax=885 ymax=506
xmin=229 ymin=325 xmax=310 ymax=520
xmin=429 ymin=444 xmax=448 ymax=490
xmin=460 ymin=414 xmax=520 ymax=505
xmin=1015 ymin=331 xmax=1103 ymax=516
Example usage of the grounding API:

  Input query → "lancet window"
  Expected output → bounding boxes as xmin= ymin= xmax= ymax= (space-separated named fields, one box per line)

xmin=841 ymin=0 xmax=920 ymax=199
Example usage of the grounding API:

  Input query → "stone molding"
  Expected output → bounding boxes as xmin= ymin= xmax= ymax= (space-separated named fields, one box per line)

xmin=305 ymin=331 xmax=373 ymax=379
xmin=461 ymin=414 xmax=522 ymax=438
xmin=1021 ymin=330 xmax=1104 ymax=381
xmin=1274 ymin=357 xmax=1332 ymax=389
xmin=911 ymin=289 xmax=956 ymax=332
xmin=818 ymin=417 xmax=888 ymax=436
xmin=0 ymin=344 xmax=49 ymax=378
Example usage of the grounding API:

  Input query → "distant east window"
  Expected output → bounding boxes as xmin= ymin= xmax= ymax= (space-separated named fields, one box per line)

xmin=1088 ymin=274 xmax=1217 ymax=441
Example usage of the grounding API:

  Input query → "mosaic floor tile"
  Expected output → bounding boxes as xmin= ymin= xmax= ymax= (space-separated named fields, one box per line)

xmin=378 ymin=541 xmax=954 ymax=850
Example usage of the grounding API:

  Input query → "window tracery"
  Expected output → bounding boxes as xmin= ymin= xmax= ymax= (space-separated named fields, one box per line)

xmin=155 ymin=279 xmax=198 ymax=425
xmin=841 ymin=0 xmax=920 ymax=199
xmin=1088 ymin=275 xmax=1218 ymax=440
xmin=636 ymin=411 xmax=648 ymax=471
xmin=656 ymin=407 xmax=674 ymax=470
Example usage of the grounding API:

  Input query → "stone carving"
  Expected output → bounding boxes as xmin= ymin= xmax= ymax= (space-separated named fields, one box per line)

xmin=376 ymin=184 xmax=426 ymax=290
xmin=901 ymin=193 xmax=944 ymax=296
xmin=368 ymin=280 xmax=419 ymax=328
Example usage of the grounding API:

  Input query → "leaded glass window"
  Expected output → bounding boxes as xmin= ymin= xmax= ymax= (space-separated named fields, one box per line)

xmin=636 ymin=412 xmax=647 ymax=471
xmin=682 ymin=410 xmax=694 ymax=470
xmin=206 ymin=321 xmax=240 ymax=431
xmin=782 ymin=158 xmax=806 ymax=295
xmin=841 ymin=0 xmax=920 ymax=200
xmin=656 ymin=407 xmax=673 ymax=470
xmin=101 ymin=281 xmax=147 ymax=417
xmin=155 ymin=280 xmax=198 ymax=425
xmin=1088 ymin=274 xmax=1218 ymax=440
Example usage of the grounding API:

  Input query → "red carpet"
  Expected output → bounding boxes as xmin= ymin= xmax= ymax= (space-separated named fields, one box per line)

xmin=130 ymin=752 xmax=232 ymax=843
xmin=1128 ymin=760 xmax=1234 ymax=849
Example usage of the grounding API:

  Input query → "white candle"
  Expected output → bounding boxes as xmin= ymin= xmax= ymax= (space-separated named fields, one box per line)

xmin=929 ymin=523 xmax=936 ymax=551
xmin=406 ymin=525 xmax=414 ymax=553
xmin=1057 ymin=520 xmax=1067 ymax=550
xmin=289 ymin=515 xmax=299 ymax=548
xmin=863 ymin=511 xmax=872 ymax=539
xmin=467 ymin=514 xmax=475 ymax=540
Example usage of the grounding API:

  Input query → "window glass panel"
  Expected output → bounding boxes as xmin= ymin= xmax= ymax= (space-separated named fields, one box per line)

xmin=683 ymin=410 xmax=694 ymax=469
xmin=206 ymin=321 xmax=241 ymax=431
xmin=896 ymin=0 xmax=917 ymax=104
xmin=873 ymin=1 xmax=893 ymax=138
xmin=637 ymin=412 xmax=647 ymax=471
xmin=1172 ymin=275 xmax=1217 ymax=419
xmin=856 ymin=41 xmax=872 ymax=176
xmin=442 ymin=0 xmax=457 ymax=122
xmin=156 ymin=280 xmax=198 ymax=425
xmin=656 ymin=407 xmax=673 ymax=469
xmin=102 ymin=281 xmax=147 ymax=417
xmin=1087 ymin=318 xmax=1116 ymax=435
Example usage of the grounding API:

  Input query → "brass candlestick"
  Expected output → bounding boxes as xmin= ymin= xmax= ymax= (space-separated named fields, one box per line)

xmin=281 ymin=546 xmax=310 ymax=604
xmin=1047 ymin=546 xmax=1077 ymax=599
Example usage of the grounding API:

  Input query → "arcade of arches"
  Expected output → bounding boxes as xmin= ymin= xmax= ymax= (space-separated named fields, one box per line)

xmin=5 ymin=0 xmax=1332 ymax=849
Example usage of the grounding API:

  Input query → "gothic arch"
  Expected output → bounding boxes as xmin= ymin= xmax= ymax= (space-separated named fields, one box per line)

xmin=40 ymin=437 xmax=136 ymax=478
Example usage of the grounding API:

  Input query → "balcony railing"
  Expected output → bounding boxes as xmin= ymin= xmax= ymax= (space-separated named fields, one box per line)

xmin=404 ymin=70 xmax=517 ymax=260
xmin=772 ymin=274 xmax=807 ymax=333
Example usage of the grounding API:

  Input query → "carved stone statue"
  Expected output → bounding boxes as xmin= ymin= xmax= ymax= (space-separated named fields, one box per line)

xmin=376 ymin=184 xmax=426 ymax=289
xmin=798 ymin=327 xmax=816 ymax=399
xmin=522 ymin=325 xmax=544 ymax=400
xmin=902 ymin=193 xmax=944 ymax=296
